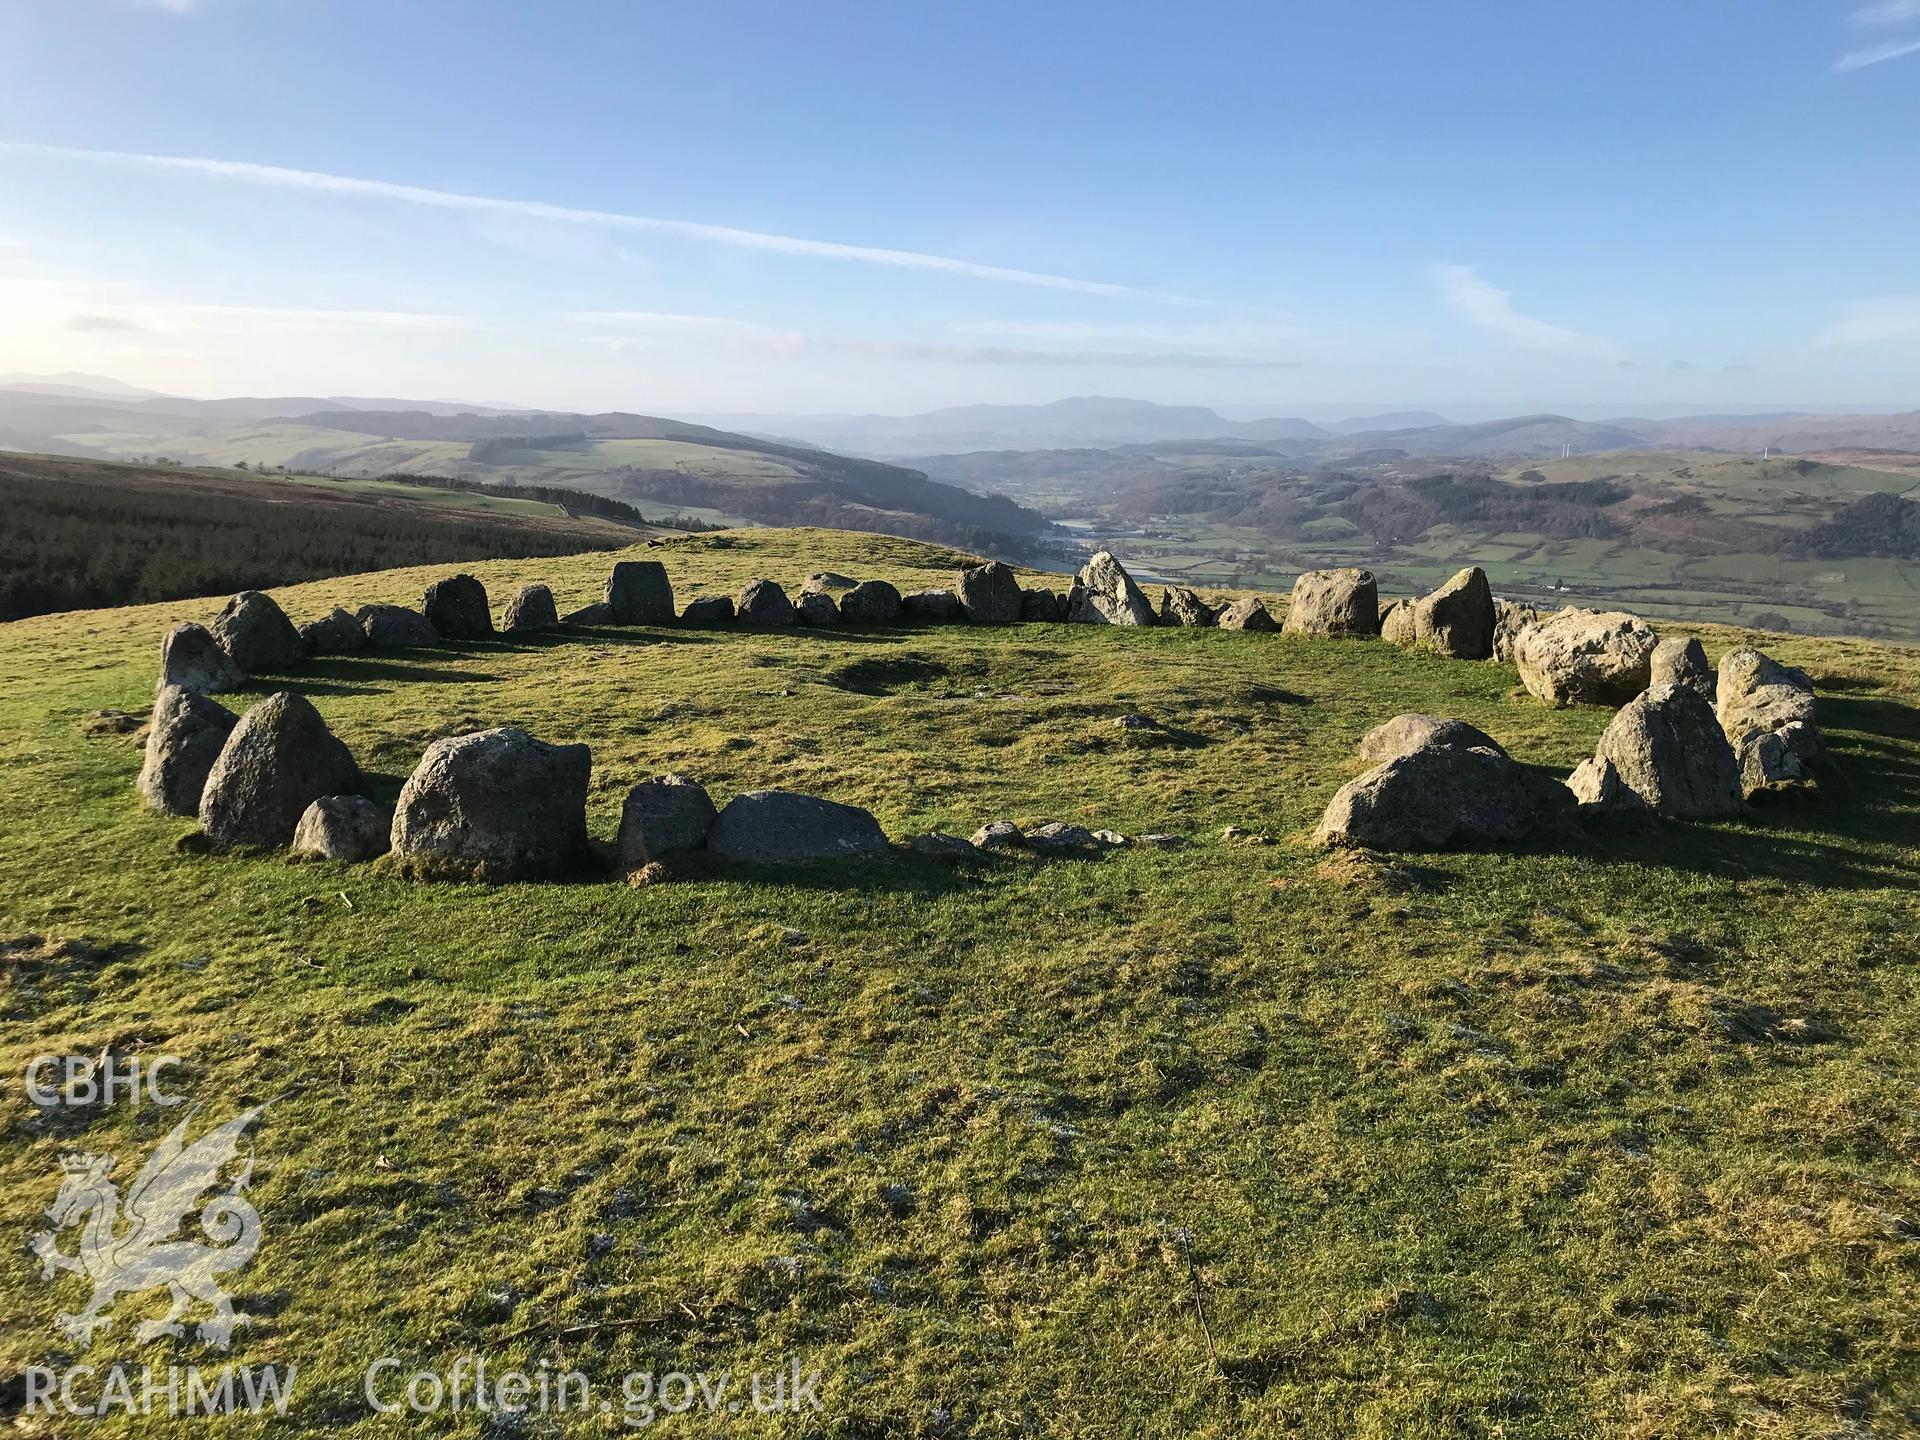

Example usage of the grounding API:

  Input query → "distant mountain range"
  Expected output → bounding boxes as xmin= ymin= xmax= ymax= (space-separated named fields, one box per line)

xmin=6 ymin=371 xmax=1919 ymax=485
xmin=691 ymin=394 xmax=1920 ymax=460
xmin=694 ymin=396 xmax=1359 ymax=455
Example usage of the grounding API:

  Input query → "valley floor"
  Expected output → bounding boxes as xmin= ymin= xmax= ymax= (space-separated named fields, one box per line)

xmin=2 ymin=529 xmax=1917 ymax=1436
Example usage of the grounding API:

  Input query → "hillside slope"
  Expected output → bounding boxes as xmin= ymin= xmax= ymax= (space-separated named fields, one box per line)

xmin=0 ymin=392 xmax=1051 ymax=559
xmin=0 ymin=452 xmax=659 ymax=619
xmin=2 ymin=529 xmax=1916 ymax=1436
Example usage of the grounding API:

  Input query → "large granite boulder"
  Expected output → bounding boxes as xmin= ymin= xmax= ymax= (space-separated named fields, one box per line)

xmin=210 ymin=591 xmax=304 ymax=674
xmin=1569 ymin=682 xmax=1743 ymax=819
xmin=1650 ymin=635 xmax=1714 ymax=699
xmin=706 ymin=790 xmax=889 ymax=865
xmin=502 ymin=584 xmax=558 ymax=633
xmin=1410 ymin=567 xmax=1495 ymax=659
xmin=737 ymin=579 xmax=796 ymax=625
xmin=680 ymin=596 xmax=735 ymax=624
xmin=158 ymin=622 xmax=244 ymax=694
xmin=390 ymin=727 xmax=592 ymax=881
xmin=606 ymin=560 xmax=675 ymax=624
xmin=291 ymin=795 xmax=390 ymax=862
xmin=957 ymin=561 xmax=1023 ymax=624
xmin=1514 ymin=608 xmax=1659 ymax=707
xmin=137 ymin=686 xmax=238 ymax=817
xmin=1216 ymin=597 xmax=1279 ymax=632
xmin=1492 ymin=598 xmax=1538 ymax=664
xmin=1284 ymin=569 xmax=1380 ymax=638
xmin=299 ymin=608 xmax=366 ymax=656
xmin=795 ymin=591 xmax=841 ymax=626
xmin=615 ymin=774 xmax=717 ymax=872
xmin=1022 ymin=587 xmax=1065 ymax=622
xmin=358 ymin=604 xmax=439 ymax=648
xmin=199 ymin=692 xmax=365 ymax=849
xmin=1716 ymin=649 xmax=1820 ymax=797
xmin=562 ymin=601 xmax=616 ymax=626
xmin=1067 ymin=551 xmax=1156 ymax=626
xmin=421 ymin=574 xmax=493 ymax=641
xmin=902 ymin=589 xmax=961 ymax=623
xmin=839 ymin=580 xmax=903 ymax=624
xmin=803 ymin=571 xmax=857 ymax=595
xmin=1159 ymin=586 xmax=1217 ymax=627
xmin=1355 ymin=714 xmax=1504 ymax=767
xmin=1316 ymin=741 xmax=1573 ymax=851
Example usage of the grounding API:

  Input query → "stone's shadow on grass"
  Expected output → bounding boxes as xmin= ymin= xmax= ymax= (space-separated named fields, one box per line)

xmin=291 ymin=656 xmax=500 ymax=694
xmin=1239 ymin=682 xmax=1313 ymax=707
xmin=824 ymin=654 xmax=959 ymax=695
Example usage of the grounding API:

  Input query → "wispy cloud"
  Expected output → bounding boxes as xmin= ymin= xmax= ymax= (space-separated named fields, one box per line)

xmin=1 ymin=141 xmax=1196 ymax=304
xmin=1818 ymin=295 xmax=1920 ymax=346
xmin=1834 ymin=36 xmax=1920 ymax=70
xmin=66 ymin=312 xmax=149 ymax=334
xmin=1432 ymin=264 xmax=1608 ymax=352
xmin=567 ymin=310 xmax=1296 ymax=368
xmin=1850 ymin=0 xmax=1920 ymax=28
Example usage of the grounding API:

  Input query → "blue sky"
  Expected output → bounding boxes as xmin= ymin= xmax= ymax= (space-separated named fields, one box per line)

xmin=1 ymin=0 xmax=1917 ymax=418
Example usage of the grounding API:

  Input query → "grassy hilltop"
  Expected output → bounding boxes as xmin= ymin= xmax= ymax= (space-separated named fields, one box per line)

xmin=2 ymin=528 xmax=1917 ymax=1436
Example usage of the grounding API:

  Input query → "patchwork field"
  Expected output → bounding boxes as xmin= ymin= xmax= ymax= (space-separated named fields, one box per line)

xmin=3 ymin=529 xmax=1917 ymax=1435
xmin=1057 ymin=450 xmax=1920 ymax=642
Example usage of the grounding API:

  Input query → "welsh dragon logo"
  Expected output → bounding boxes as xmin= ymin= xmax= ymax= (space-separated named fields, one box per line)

xmin=31 ymin=1103 xmax=269 ymax=1348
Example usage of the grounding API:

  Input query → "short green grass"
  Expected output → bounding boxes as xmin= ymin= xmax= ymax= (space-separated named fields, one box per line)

xmin=3 ymin=528 xmax=1918 ymax=1437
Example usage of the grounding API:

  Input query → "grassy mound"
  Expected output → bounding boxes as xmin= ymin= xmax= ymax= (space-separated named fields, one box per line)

xmin=3 ymin=528 xmax=1917 ymax=1436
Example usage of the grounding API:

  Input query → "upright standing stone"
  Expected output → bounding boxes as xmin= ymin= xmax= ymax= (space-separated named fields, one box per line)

xmin=1284 ymin=569 xmax=1380 ymax=638
xmin=358 ymin=604 xmax=439 ymax=648
xmin=1216 ymin=597 xmax=1279 ymax=632
xmin=1022 ymin=588 xmax=1065 ymax=622
xmin=1716 ymin=649 xmax=1821 ymax=796
xmin=1651 ymin=636 xmax=1714 ymax=699
xmin=957 ymin=561 xmax=1023 ymax=624
xmin=605 ymin=561 xmax=675 ymax=624
xmin=210 ymin=591 xmax=304 ymax=674
xmin=796 ymin=591 xmax=841 ymax=626
xmin=1067 ymin=551 xmax=1157 ymax=626
xmin=137 ymin=686 xmax=238 ymax=817
xmin=615 ymin=774 xmax=717 ymax=871
xmin=839 ymin=581 xmax=903 ymax=624
xmin=1159 ymin=587 xmax=1217 ymax=627
xmin=902 ymin=589 xmax=961 ymax=623
xmin=1410 ymin=567 xmax=1495 ymax=659
xmin=422 ymin=574 xmax=494 ymax=640
xmin=1381 ymin=600 xmax=1415 ymax=646
xmin=199 ymin=693 xmax=365 ymax=849
xmin=390 ymin=727 xmax=592 ymax=880
xmin=1569 ymin=682 xmax=1743 ymax=819
xmin=1492 ymin=598 xmax=1539 ymax=664
xmin=291 ymin=795 xmax=391 ymax=862
xmin=300 ymin=608 xmax=367 ymax=655
xmin=502 ymin=584 xmax=559 ymax=633
xmin=159 ymin=622 xmax=244 ymax=694
xmin=737 ymin=579 xmax=797 ymax=625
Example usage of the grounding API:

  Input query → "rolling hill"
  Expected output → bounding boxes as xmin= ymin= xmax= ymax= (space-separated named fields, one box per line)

xmin=0 ymin=390 xmax=1051 ymax=561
